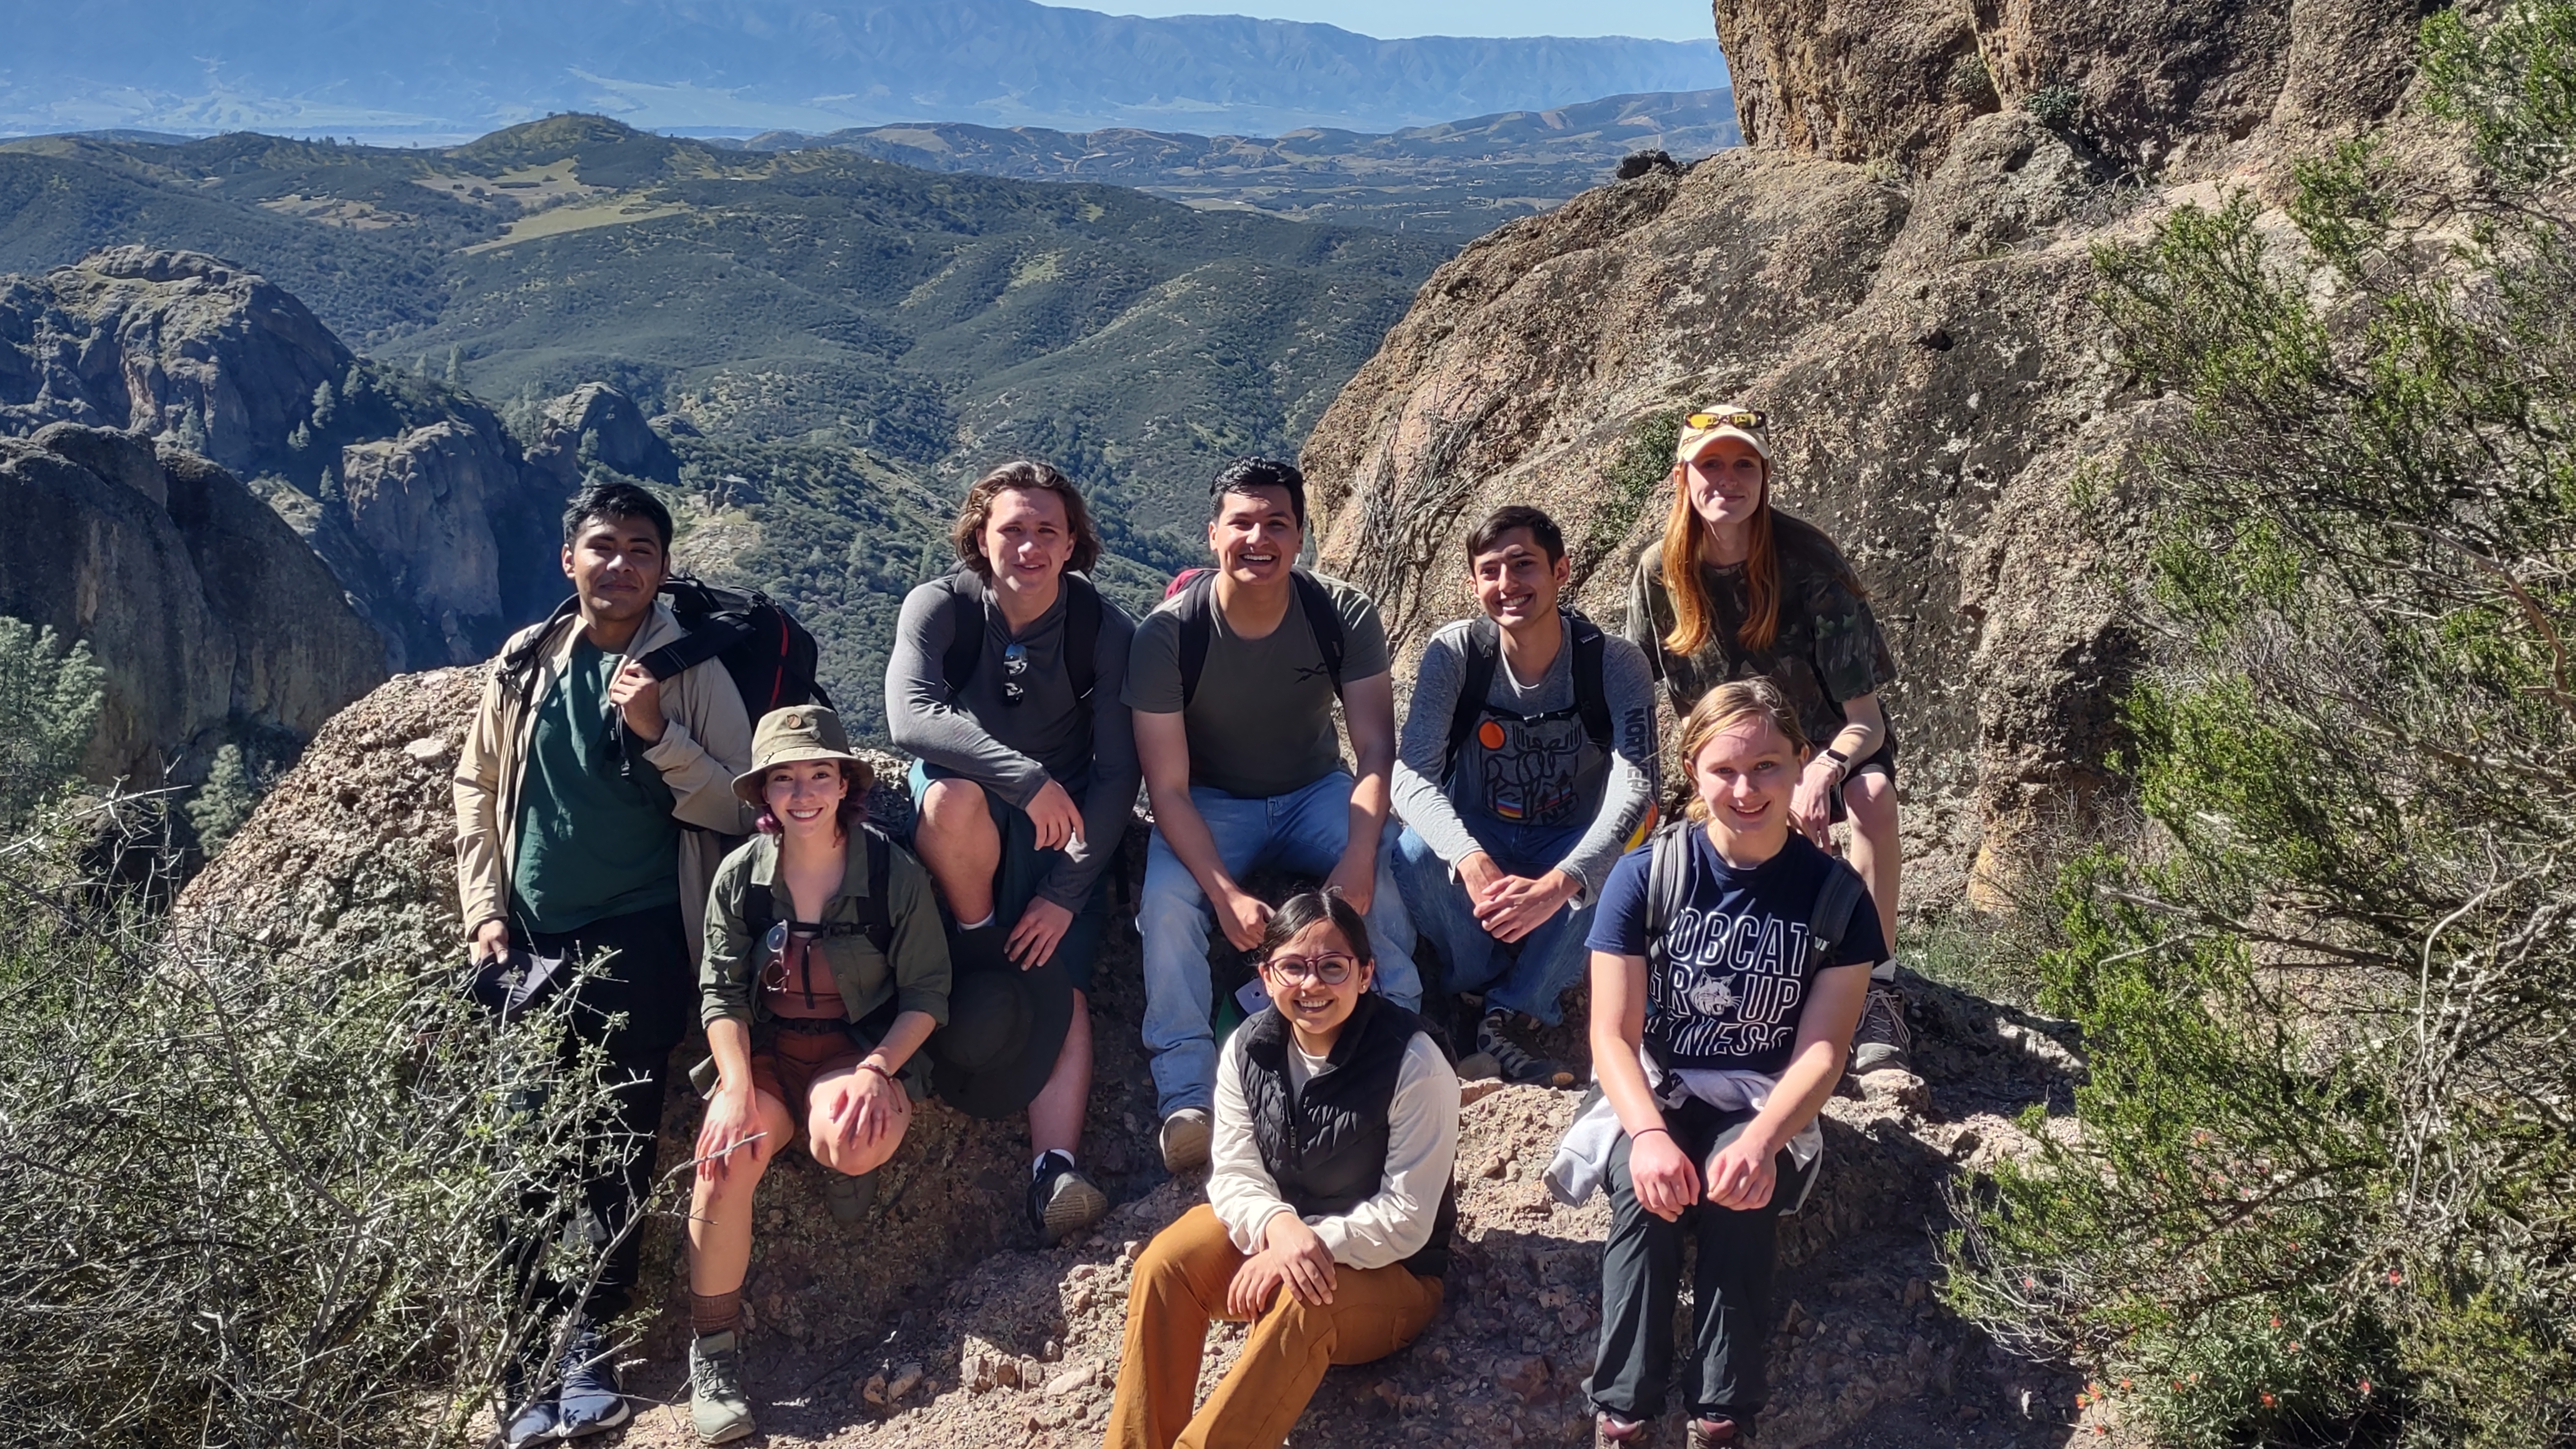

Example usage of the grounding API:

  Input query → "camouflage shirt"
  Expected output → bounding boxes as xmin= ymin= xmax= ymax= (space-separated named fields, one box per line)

xmin=1622 ymin=511 xmax=1899 ymax=758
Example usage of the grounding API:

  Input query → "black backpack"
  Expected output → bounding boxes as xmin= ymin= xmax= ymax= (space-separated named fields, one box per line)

xmin=737 ymin=823 xmax=893 ymax=956
xmin=933 ymin=567 xmax=1104 ymax=726
xmin=1165 ymin=565 xmax=1346 ymax=707
xmin=1639 ymin=817 xmax=1866 ymax=983
xmin=1440 ymin=611 xmax=1614 ymax=785
xmin=503 ymin=575 xmax=830 ymax=719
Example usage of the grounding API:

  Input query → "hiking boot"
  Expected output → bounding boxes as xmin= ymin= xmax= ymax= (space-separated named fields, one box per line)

xmin=1596 ymin=1408 xmax=1656 ymax=1445
xmin=1479 ymin=1009 xmax=1575 ymax=1088
xmin=554 ymin=1322 xmax=630 ymax=1438
xmin=498 ymin=1356 xmax=557 ymax=1448
xmin=1160 ymin=1108 xmax=1213 ymax=1173
xmin=1028 ymin=1151 xmax=1109 ymax=1245
xmin=822 ymin=1167 xmax=879 ymax=1224
xmin=689 ymin=1329 xmax=756 ymax=1444
xmin=1688 ymin=1415 xmax=1751 ymax=1448
xmin=1850 ymin=980 xmax=1913 ymax=1075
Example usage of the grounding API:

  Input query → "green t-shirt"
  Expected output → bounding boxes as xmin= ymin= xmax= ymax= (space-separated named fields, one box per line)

xmin=1122 ymin=571 xmax=1391 ymax=800
xmin=510 ymin=637 xmax=683 ymax=934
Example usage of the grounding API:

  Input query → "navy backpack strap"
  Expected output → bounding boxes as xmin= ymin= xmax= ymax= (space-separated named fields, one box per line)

xmin=1290 ymin=569 xmax=1347 ymax=690
xmin=1065 ymin=572 xmax=1101 ymax=708
xmin=938 ymin=570 xmax=988 ymax=701
xmin=1570 ymin=610 xmax=1613 ymax=752
xmin=1177 ymin=570 xmax=1218 ymax=708
xmin=1443 ymin=618 xmax=1502 ymax=785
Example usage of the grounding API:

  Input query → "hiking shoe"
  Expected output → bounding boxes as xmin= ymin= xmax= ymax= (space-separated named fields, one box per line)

xmin=1850 ymin=980 xmax=1912 ymax=1075
xmin=1596 ymin=1408 xmax=1656 ymax=1445
xmin=554 ymin=1323 xmax=630 ymax=1438
xmin=823 ymin=1167 xmax=879 ymax=1224
xmin=689 ymin=1329 xmax=756 ymax=1444
xmin=499 ymin=1357 xmax=557 ymax=1448
xmin=1029 ymin=1151 xmax=1109 ymax=1245
xmin=1688 ymin=1415 xmax=1751 ymax=1448
xmin=1160 ymin=1108 xmax=1212 ymax=1173
xmin=1479 ymin=1009 xmax=1575 ymax=1088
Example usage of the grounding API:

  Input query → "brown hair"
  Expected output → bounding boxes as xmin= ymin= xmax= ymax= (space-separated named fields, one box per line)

xmin=951 ymin=460 xmax=1102 ymax=578
xmin=1657 ymin=457 xmax=1781 ymax=659
xmin=1676 ymin=678 xmax=1809 ymax=824
xmin=752 ymin=760 xmax=875 ymax=838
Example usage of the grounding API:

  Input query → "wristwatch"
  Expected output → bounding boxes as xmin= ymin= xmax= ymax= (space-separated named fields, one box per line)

xmin=1820 ymin=746 xmax=1851 ymax=781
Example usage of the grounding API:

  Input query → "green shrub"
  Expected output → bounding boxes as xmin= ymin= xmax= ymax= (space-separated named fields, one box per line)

xmin=0 ymin=616 xmax=104 ymax=829
xmin=0 ymin=800 xmax=630 ymax=1446
xmin=1572 ymin=409 xmax=1682 ymax=592
xmin=1943 ymin=13 xmax=2576 ymax=1447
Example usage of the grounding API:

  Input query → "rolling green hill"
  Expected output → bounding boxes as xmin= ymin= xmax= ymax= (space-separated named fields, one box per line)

xmin=0 ymin=115 xmax=1453 ymax=533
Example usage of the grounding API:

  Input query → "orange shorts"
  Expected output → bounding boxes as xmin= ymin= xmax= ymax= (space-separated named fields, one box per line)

xmin=749 ymin=1026 xmax=869 ymax=1135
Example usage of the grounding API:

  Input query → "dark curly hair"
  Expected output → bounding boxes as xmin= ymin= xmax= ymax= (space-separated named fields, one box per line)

xmin=1209 ymin=456 xmax=1307 ymax=526
xmin=951 ymin=460 xmax=1102 ymax=578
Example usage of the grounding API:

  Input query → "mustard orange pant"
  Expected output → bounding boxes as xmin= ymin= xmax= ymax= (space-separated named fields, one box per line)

xmin=1107 ymin=1203 xmax=1443 ymax=1449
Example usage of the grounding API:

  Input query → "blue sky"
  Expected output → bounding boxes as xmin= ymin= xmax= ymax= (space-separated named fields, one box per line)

xmin=1090 ymin=1 xmax=1717 ymax=41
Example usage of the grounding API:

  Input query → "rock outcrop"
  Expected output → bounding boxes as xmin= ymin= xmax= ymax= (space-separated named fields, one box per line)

xmin=329 ymin=413 xmax=567 ymax=667
xmin=1306 ymin=2 xmax=2431 ymax=899
xmin=525 ymin=381 xmax=680 ymax=487
xmin=0 ymin=423 xmax=384 ymax=782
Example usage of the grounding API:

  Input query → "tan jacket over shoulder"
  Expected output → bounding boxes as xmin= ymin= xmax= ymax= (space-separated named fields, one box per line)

xmin=453 ymin=601 xmax=757 ymax=962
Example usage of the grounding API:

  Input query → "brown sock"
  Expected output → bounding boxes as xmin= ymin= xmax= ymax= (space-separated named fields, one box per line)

xmin=691 ymin=1290 xmax=743 ymax=1337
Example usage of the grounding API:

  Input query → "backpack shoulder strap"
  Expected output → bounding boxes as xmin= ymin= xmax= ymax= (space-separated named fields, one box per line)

xmin=1569 ymin=609 xmax=1613 ymax=752
xmin=852 ymin=824 xmax=894 ymax=955
xmin=1443 ymin=618 xmax=1502 ymax=783
xmin=1643 ymin=818 xmax=1691 ymax=975
xmin=1806 ymin=860 xmax=1869 ymax=972
xmin=937 ymin=570 xmax=987 ymax=700
xmin=1291 ymin=569 xmax=1347 ymax=690
xmin=739 ymin=866 xmax=779 ymax=960
xmin=1177 ymin=570 xmax=1218 ymax=709
xmin=1065 ymin=572 xmax=1102 ymax=707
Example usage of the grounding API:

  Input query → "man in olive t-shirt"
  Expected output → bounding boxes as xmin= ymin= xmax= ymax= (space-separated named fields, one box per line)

xmin=1124 ymin=457 xmax=1422 ymax=1173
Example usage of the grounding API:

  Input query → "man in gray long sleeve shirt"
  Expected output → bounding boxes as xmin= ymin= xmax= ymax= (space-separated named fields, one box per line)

xmin=1391 ymin=506 xmax=1658 ymax=1085
xmin=886 ymin=460 xmax=1140 ymax=1244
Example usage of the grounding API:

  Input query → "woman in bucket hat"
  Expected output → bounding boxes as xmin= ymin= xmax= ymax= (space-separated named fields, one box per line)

xmin=680 ymin=705 xmax=952 ymax=1444
xmin=1622 ymin=405 xmax=1912 ymax=1079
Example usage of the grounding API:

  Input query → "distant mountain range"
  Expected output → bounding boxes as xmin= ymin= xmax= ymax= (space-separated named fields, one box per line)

xmin=734 ymin=89 xmax=1739 ymax=233
xmin=0 ymin=0 xmax=1728 ymax=141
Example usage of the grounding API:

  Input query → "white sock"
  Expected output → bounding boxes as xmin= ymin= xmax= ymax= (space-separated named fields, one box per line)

xmin=960 ymin=912 xmax=995 ymax=932
xmin=1034 ymin=1150 xmax=1072 ymax=1177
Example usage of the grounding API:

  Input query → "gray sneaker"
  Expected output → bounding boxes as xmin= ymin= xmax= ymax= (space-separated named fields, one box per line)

xmin=1850 ymin=981 xmax=1912 ymax=1075
xmin=1479 ymin=1009 xmax=1575 ymax=1088
xmin=1160 ymin=1108 xmax=1212 ymax=1173
xmin=689 ymin=1330 xmax=756 ymax=1444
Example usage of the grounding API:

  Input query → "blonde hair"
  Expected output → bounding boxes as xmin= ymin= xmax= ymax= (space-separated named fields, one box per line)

xmin=1657 ymin=457 xmax=1781 ymax=658
xmin=1676 ymin=678 xmax=1809 ymax=823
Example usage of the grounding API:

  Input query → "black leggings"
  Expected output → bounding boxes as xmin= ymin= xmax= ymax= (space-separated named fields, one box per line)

xmin=1587 ymin=1097 xmax=1795 ymax=1426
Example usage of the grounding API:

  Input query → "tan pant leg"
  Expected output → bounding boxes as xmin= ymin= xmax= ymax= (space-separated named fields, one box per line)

xmin=1178 ymin=1260 xmax=1444 ymax=1449
xmin=1107 ymin=1205 xmax=1246 ymax=1449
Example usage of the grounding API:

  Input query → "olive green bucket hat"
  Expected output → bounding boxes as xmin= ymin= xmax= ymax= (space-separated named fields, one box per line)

xmin=731 ymin=705 xmax=875 ymax=807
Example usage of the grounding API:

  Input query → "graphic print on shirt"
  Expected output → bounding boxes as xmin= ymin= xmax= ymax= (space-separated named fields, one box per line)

xmin=1650 ymin=903 xmax=1813 ymax=1060
xmin=1475 ymin=711 xmax=1585 ymax=827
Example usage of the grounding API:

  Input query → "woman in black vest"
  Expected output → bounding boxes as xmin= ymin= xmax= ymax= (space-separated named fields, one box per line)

xmin=1105 ymin=890 xmax=1461 ymax=1449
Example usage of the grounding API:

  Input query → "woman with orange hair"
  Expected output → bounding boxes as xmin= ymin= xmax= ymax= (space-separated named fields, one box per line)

xmin=1621 ymin=406 xmax=1910 ymax=1077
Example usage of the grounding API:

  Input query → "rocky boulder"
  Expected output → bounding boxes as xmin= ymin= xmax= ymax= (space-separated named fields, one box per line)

xmin=1305 ymin=3 xmax=2429 ymax=898
xmin=525 ymin=382 xmax=680 ymax=486
xmin=0 ymin=423 xmax=385 ymax=783
xmin=0 ymin=248 xmax=351 ymax=480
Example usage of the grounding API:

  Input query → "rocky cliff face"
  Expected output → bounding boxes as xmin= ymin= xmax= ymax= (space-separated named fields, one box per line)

xmin=1305 ymin=0 xmax=2431 ymax=900
xmin=0 ymin=249 xmax=690 ymax=673
xmin=0 ymin=423 xmax=384 ymax=782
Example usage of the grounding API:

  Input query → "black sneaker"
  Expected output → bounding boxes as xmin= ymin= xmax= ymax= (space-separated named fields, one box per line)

xmin=1850 ymin=980 xmax=1913 ymax=1075
xmin=1479 ymin=1009 xmax=1575 ymax=1088
xmin=1027 ymin=1150 xmax=1109 ymax=1245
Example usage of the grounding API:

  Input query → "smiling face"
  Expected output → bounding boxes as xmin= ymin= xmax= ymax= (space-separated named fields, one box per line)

xmin=1690 ymin=713 xmax=1804 ymax=864
xmin=1679 ymin=436 xmax=1769 ymax=537
xmin=1260 ymin=917 xmax=1376 ymax=1046
xmin=561 ymin=512 xmax=669 ymax=626
xmin=1207 ymin=484 xmax=1302 ymax=587
xmin=762 ymin=759 xmax=848 ymax=841
xmin=980 ymin=485 xmax=1075 ymax=595
xmin=1468 ymin=527 xmax=1567 ymax=630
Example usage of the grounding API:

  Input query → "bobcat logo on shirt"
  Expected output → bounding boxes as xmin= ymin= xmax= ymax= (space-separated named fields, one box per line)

xmin=1655 ymin=905 xmax=1811 ymax=1058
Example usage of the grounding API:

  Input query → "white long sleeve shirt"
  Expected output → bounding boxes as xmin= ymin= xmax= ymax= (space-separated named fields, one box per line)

xmin=1207 ymin=1028 xmax=1462 ymax=1270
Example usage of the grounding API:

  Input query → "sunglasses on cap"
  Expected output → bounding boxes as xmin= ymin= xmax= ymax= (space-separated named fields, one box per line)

xmin=1686 ymin=408 xmax=1767 ymax=431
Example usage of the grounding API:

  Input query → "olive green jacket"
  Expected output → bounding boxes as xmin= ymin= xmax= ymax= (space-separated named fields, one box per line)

xmin=698 ymin=830 xmax=952 ymax=1030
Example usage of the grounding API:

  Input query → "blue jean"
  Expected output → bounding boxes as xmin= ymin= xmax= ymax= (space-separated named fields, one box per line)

xmin=1391 ymin=821 xmax=1592 ymax=1025
xmin=1137 ymin=772 xmax=1421 ymax=1116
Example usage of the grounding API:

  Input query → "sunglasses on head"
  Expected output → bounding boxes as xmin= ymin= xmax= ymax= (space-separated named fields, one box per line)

xmin=1687 ymin=409 xmax=1767 ymax=431
xmin=1262 ymin=952 xmax=1360 ymax=986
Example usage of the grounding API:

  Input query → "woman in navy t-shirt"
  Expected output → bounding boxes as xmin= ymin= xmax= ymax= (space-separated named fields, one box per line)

xmin=1579 ymin=678 xmax=1883 ymax=1447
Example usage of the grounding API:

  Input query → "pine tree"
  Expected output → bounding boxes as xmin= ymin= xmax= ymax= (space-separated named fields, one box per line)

xmin=0 ymin=617 xmax=104 ymax=829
